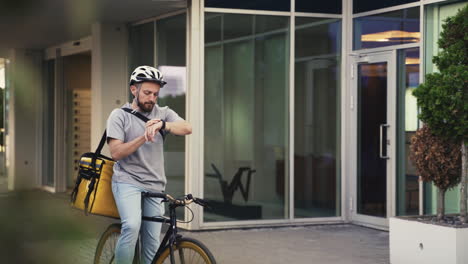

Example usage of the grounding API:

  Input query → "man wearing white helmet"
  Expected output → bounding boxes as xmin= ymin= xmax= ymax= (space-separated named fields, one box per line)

xmin=106 ymin=65 xmax=192 ymax=264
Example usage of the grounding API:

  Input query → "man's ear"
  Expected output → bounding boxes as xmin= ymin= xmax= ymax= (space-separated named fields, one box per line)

xmin=130 ymin=85 xmax=137 ymax=97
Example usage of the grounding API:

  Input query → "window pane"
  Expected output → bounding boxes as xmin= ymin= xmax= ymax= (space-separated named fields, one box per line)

xmin=155 ymin=14 xmax=187 ymax=202
xmin=128 ymin=22 xmax=154 ymax=72
xmin=255 ymin=15 xmax=289 ymax=34
xmin=396 ymin=48 xmax=420 ymax=216
xmin=354 ymin=0 xmax=419 ymax=13
xmin=353 ymin=7 xmax=420 ymax=50
xmin=205 ymin=0 xmax=290 ymax=12
xmin=223 ymin=14 xmax=253 ymax=40
xmin=128 ymin=22 xmax=155 ymax=100
xmin=205 ymin=14 xmax=222 ymax=43
xmin=296 ymin=18 xmax=341 ymax=57
xmin=294 ymin=18 xmax=341 ymax=218
xmin=204 ymin=14 xmax=289 ymax=222
xmin=296 ymin=0 xmax=341 ymax=14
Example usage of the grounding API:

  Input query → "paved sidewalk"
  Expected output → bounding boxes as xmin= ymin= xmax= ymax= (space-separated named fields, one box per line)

xmin=193 ymin=225 xmax=389 ymax=264
xmin=0 ymin=190 xmax=389 ymax=264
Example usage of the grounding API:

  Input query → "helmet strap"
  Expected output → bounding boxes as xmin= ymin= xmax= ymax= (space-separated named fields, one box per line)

xmin=132 ymin=83 xmax=142 ymax=107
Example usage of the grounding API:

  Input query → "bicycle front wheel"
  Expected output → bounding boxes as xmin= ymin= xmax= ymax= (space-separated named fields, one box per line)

xmin=94 ymin=223 xmax=140 ymax=264
xmin=154 ymin=237 xmax=216 ymax=264
xmin=94 ymin=223 xmax=121 ymax=264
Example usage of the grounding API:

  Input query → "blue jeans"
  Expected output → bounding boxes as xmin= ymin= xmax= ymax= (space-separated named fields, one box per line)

xmin=111 ymin=181 xmax=165 ymax=264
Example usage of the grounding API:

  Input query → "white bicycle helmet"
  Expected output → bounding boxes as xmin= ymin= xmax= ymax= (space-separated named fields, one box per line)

xmin=129 ymin=65 xmax=167 ymax=87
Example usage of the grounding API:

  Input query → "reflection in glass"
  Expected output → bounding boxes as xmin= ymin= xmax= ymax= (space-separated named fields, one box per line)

xmin=128 ymin=22 xmax=154 ymax=72
xmin=205 ymin=0 xmax=290 ymax=12
xmin=156 ymin=14 xmax=187 ymax=201
xmin=294 ymin=18 xmax=341 ymax=218
xmin=396 ymin=48 xmax=420 ymax=216
xmin=357 ymin=62 xmax=387 ymax=218
xmin=204 ymin=14 xmax=289 ymax=222
xmin=223 ymin=14 xmax=253 ymax=40
xmin=205 ymin=14 xmax=222 ymax=43
xmin=128 ymin=22 xmax=155 ymax=102
xmin=296 ymin=0 xmax=341 ymax=14
xmin=353 ymin=0 xmax=418 ymax=13
xmin=353 ymin=7 xmax=420 ymax=50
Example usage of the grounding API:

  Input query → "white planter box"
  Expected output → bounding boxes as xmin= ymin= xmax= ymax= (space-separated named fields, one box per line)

xmin=390 ymin=217 xmax=468 ymax=264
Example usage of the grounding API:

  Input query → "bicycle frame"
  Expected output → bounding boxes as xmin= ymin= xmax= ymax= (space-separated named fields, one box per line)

xmin=142 ymin=201 xmax=181 ymax=263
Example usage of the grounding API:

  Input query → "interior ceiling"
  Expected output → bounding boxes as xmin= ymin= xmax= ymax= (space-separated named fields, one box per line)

xmin=0 ymin=0 xmax=186 ymax=55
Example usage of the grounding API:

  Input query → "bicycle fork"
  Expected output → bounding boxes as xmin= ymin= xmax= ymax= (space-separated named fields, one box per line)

xmin=151 ymin=204 xmax=180 ymax=264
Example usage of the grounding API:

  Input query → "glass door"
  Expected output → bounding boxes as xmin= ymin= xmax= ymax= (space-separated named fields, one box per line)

xmin=351 ymin=51 xmax=396 ymax=228
xmin=42 ymin=59 xmax=55 ymax=187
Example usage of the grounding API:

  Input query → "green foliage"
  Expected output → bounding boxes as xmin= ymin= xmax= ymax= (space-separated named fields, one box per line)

xmin=413 ymin=65 xmax=468 ymax=141
xmin=433 ymin=4 xmax=468 ymax=71
xmin=412 ymin=4 xmax=468 ymax=142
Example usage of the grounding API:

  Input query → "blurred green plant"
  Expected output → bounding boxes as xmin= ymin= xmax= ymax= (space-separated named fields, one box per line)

xmin=412 ymin=4 xmax=468 ymax=222
xmin=0 ymin=191 xmax=110 ymax=263
xmin=0 ymin=87 xmax=4 ymax=127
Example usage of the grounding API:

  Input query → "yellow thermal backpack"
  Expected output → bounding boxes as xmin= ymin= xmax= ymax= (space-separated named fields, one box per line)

xmin=70 ymin=108 xmax=163 ymax=218
xmin=71 ymin=131 xmax=120 ymax=218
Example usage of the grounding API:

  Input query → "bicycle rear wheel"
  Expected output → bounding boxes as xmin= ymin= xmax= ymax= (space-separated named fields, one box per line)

xmin=154 ymin=237 xmax=216 ymax=264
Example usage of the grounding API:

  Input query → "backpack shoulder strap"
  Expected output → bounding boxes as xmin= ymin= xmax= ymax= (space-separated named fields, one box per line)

xmin=121 ymin=107 xmax=150 ymax=122
xmin=120 ymin=107 xmax=165 ymax=140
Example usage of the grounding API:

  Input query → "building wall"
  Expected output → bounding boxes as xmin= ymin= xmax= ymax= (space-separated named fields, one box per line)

xmin=91 ymin=23 xmax=129 ymax=157
xmin=6 ymin=49 xmax=43 ymax=190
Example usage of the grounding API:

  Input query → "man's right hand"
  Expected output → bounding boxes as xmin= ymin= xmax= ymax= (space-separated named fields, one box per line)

xmin=145 ymin=120 xmax=163 ymax=142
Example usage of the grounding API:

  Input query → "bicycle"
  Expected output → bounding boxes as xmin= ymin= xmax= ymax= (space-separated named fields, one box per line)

xmin=94 ymin=192 xmax=216 ymax=264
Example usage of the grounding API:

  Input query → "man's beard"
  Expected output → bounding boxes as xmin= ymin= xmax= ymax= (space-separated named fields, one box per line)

xmin=138 ymin=100 xmax=155 ymax=112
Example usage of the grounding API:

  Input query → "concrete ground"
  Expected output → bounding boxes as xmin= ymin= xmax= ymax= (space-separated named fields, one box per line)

xmin=0 ymin=190 xmax=389 ymax=264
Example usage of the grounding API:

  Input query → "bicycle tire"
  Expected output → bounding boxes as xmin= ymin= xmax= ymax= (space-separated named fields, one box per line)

xmin=94 ymin=223 xmax=122 ymax=264
xmin=94 ymin=224 xmax=141 ymax=264
xmin=154 ymin=237 xmax=216 ymax=264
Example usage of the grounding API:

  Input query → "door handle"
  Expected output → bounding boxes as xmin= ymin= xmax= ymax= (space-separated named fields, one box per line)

xmin=380 ymin=124 xmax=390 ymax=159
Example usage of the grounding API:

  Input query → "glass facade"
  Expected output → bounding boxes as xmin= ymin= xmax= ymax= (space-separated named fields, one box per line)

xmin=204 ymin=13 xmax=290 ymax=221
xmin=127 ymin=15 xmax=188 ymax=218
xmin=294 ymin=18 xmax=341 ymax=218
xmin=155 ymin=14 xmax=187 ymax=199
xmin=354 ymin=0 xmax=419 ymax=13
xmin=128 ymin=22 xmax=154 ymax=75
xmin=120 ymin=0 xmax=464 ymax=228
xmin=396 ymin=48 xmax=420 ymax=216
xmin=205 ymin=0 xmax=290 ymax=12
xmin=353 ymin=7 xmax=420 ymax=50
xmin=296 ymin=0 xmax=341 ymax=14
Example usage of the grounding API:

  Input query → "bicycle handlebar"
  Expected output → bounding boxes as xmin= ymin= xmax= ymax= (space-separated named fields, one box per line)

xmin=141 ymin=192 xmax=167 ymax=199
xmin=141 ymin=192 xmax=209 ymax=207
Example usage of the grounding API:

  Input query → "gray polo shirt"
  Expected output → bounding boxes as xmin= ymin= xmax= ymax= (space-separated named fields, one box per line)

xmin=106 ymin=102 xmax=183 ymax=192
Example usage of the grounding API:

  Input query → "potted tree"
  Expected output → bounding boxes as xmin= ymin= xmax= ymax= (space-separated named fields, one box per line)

xmin=389 ymin=4 xmax=468 ymax=264
xmin=410 ymin=126 xmax=461 ymax=221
